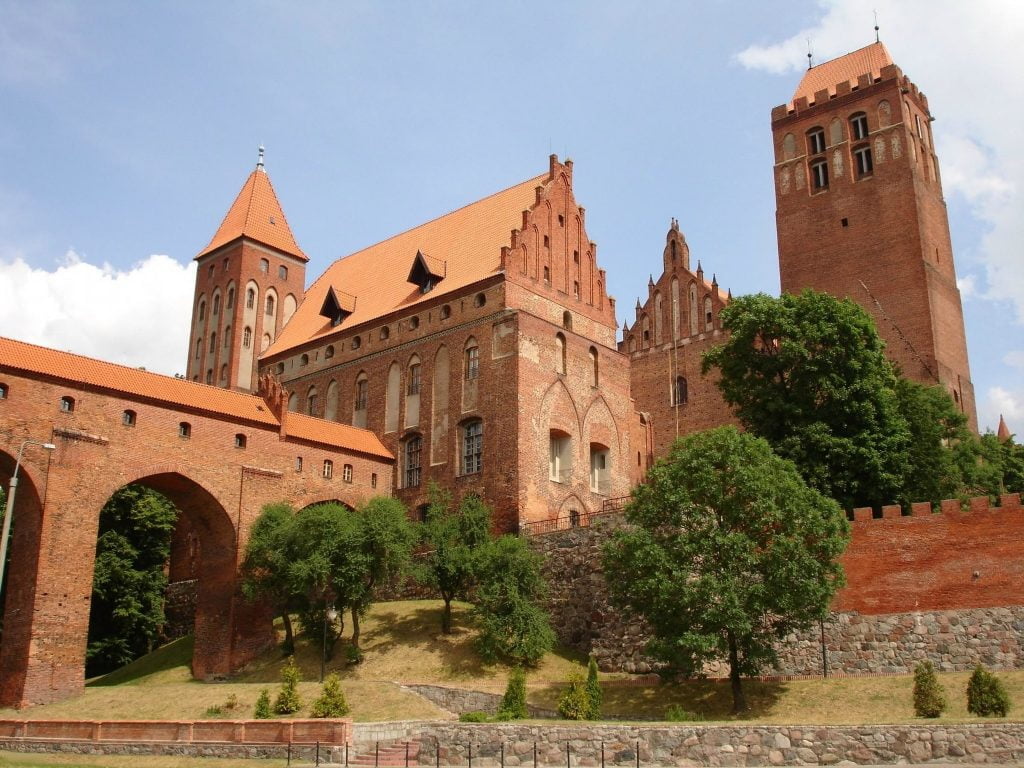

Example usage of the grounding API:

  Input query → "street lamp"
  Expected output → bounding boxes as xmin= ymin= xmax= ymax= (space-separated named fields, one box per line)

xmin=0 ymin=440 xmax=57 ymax=597
xmin=320 ymin=604 xmax=339 ymax=682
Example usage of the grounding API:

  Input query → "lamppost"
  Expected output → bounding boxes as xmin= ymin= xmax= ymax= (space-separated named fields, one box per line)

xmin=321 ymin=604 xmax=339 ymax=682
xmin=0 ymin=440 xmax=57 ymax=598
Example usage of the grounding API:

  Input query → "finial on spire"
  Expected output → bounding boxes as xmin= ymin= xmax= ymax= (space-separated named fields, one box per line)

xmin=256 ymin=144 xmax=266 ymax=173
xmin=807 ymin=39 xmax=813 ymax=69
xmin=874 ymin=9 xmax=880 ymax=43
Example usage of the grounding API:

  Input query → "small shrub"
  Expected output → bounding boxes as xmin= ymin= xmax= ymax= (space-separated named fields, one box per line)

xmin=497 ymin=668 xmax=528 ymax=721
xmin=345 ymin=645 xmax=364 ymax=665
xmin=459 ymin=711 xmax=490 ymax=722
xmin=254 ymin=688 xmax=272 ymax=719
xmin=585 ymin=655 xmax=602 ymax=720
xmin=274 ymin=657 xmax=303 ymax=714
xmin=967 ymin=664 xmax=1010 ymax=717
xmin=912 ymin=660 xmax=947 ymax=718
xmin=664 ymin=704 xmax=703 ymax=722
xmin=224 ymin=693 xmax=239 ymax=712
xmin=557 ymin=667 xmax=590 ymax=721
xmin=204 ymin=705 xmax=223 ymax=717
xmin=311 ymin=673 xmax=350 ymax=718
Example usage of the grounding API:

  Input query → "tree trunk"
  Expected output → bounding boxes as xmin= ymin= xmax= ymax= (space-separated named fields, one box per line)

xmin=442 ymin=595 xmax=453 ymax=634
xmin=351 ymin=605 xmax=361 ymax=649
xmin=727 ymin=630 xmax=747 ymax=714
xmin=281 ymin=612 xmax=295 ymax=656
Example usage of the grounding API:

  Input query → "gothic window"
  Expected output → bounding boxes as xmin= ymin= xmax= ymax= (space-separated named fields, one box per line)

xmin=198 ymin=301 xmax=206 ymax=321
xmin=219 ymin=364 xmax=227 ymax=383
xmin=246 ymin=288 xmax=255 ymax=309
xmin=404 ymin=435 xmax=423 ymax=488
xmin=325 ymin=379 xmax=339 ymax=421
xmin=850 ymin=112 xmax=869 ymax=141
xmin=807 ymin=127 xmax=826 ymax=155
xmin=810 ymin=158 xmax=829 ymax=191
xmin=227 ymin=286 xmax=235 ymax=308
xmin=465 ymin=342 xmax=480 ymax=380
xmin=408 ymin=360 xmax=421 ymax=395
xmin=209 ymin=331 xmax=216 ymax=352
xmin=462 ymin=420 xmax=483 ymax=475
xmin=306 ymin=386 xmax=318 ymax=416
xmin=325 ymin=344 xmax=335 ymax=359
xmin=782 ymin=132 xmax=796 ymax=160
xmin=589 ymin=347 xmax=599 ymax=386
xmin=555 ymin=333 xmax=566 ymax=375
xmin=223 ymin=326 xmax=231 ymax=348
xmin=212 ymin=294 xmax=220 ymax=316
xmin=122 ymin=409 xmax=136 ymax=427
xmin=704 ymin=297 xmax=714 ymax=330
xmin=259 ymin=258 xmax=269 ymax=274
xmin=853 ymin=144 xmax=874 ymax=177
xmin=287 ymin=392 xmax=298 ymax=412
xmin=354 ymin=373 xmax=369 ymax=411
xmin=266 ymin=295 xmax=275 ymax=316
xmin=673 ymin=376 xmax=688 ymax=406
xmin=206 ymin=369 xmax=213 ymax=384
xmin=195 ymin=339 xmax=202 ymax=359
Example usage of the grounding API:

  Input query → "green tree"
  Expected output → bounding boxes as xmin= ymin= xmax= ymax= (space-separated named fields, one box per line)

xmin=274 ymin=656 xmax=302 ymax=714
xmin=241 ymin=503 xmax=300 ymax=654
xmin=419 ymin=485 xmax=490 ymax=634
xmin=87 ymin=485 xmax=178 ymax=676
xmin=348 ymin=497 xmax=417 ymax=648
xmin=585 ymin=655 xmax=602 ymax=720
xmin=912 ymin=660 xmax=946 ymax=718
xmin=473 ymin=534 xmax=554 ymax=666
xmin=254 ymin=688 xmax=272 ymax=719
xmin=497 ymin=667 xmax=528 ymax=720
xmin=311 ymin=672 xmax=350 ymax=717
xmin=967 ymin=664 xmax=1010 ymax=717
xmin=603 ymin=426 xmax=849 ymax=713
xmin=557 ymin=666 xmax=590 ymax=720
xmin=702 ymin=290 xmax=909 ymax=509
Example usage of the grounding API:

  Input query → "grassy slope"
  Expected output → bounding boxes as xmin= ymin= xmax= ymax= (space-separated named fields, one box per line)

xmin=1 ymin=599 xmax=1021 ymax=724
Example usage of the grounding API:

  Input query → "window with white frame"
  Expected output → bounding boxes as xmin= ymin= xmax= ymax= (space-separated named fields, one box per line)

xmin=549 ymin=431 xmax=571 ymax=483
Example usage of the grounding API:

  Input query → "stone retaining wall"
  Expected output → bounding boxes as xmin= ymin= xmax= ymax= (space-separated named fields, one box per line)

xmin=404 ymin=684 xmax=558 ymax=718
xmin=529 ymin=518 xmax=1024 ymax=676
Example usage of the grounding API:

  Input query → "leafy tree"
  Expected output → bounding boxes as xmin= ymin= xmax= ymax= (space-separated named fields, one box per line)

xmin=497 ymin=667 xmax=528 ymax=721
xmin=702 ymin=290 xmax=909 ymax=509
xmin=912 ymin=660 xmax=946 ymax=718
xmin=311 ymin=673 xmax=350 ymax=717
xmin=557 ymin=666 xmax=590 ymax=720
xmin=87 ymin=485 xmax=178 ymax=676
xmin=585 ymin=655 xmax=602 ymax=720
xmin=254 ymin=688 xmax=272 ymax=719
xmin=603 ymin=426 xmax=849 ymax=713
xmin=241 ymin=503 xmax=300 ymax=654
xmin=348 ymin=497 xmax=417 ymax=648
xmin=274 ymin=657 xmax=302 ymax=714
xmin=473 ymin=534 xmax=554 ymax=665
xmin=419 ymin=485 xmax=490 ymax=633
xmin=967 ymin=664 xmax=1010 ymax=717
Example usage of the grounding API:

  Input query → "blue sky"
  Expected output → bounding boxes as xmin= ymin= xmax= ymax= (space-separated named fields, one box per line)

xmin=1 ymin=0 xmax=1020 ymax=433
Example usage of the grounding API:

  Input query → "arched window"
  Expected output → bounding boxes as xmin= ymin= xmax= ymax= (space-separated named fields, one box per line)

xmin=295 ymin=456 xmax=303 ymax=472
xmin=223 ymin=326 xmax=231 ymax=348
xmin=563 ymin=311 xmax=573 ymax=331
xmin=474 ymin=292 xmax=486 ymax=308
xmin=807 ymin=126 xmax=826 ymax=155
xmin=343 ymin=464 xmax=353 ymax=483
xmin=850 ymin=112 xmax=869 ymax=141
xmin=704 ymin=297 xmax=714 ymax=330
xmin=654 ymin=292 xmax=663 ymax=344
xmin=323 ymin=459 xmax=333 ymax=479
xmin=782 ymin=132 xmax=796 ymax=161
xmin=206 ymin=369 xmax=213 ymax=384
xmin=380 ymin=326 xmax=390 ymax=340
xmin=259 ymin=258 xmax=269 ymax=274
xmin=325 ymin=380 xmax=339 ymax=421
xmin=440 ymin=305 xmax=451 ymax=320
xmin=278 ymin=265 xmax=288 ymax=280
xmin=590 ymin=443 xmax=610 ymax=493
xmin=234 ymin=433 xmax=247 ymax=449
xmin=194 ymin=339 xmax=202 ymax=359
xmin=408 ymin=316 xmax=420 ymax=330
xmin=543 ymin=266 xmax=550 ymax=284
xmin=287 ymin=392 xmax=298 ymax=412
xmin=351 ymin=335 xmax=361 ymax=350
xmin=226 ymin=286 xmax=235 ymax=309
xmin=404 ymin=435 xmax=423 ymax=488
xmin=555 ymin=333 xmax=566 ymax=374
xmin=589 ymin=347 xmax=599 ymax=386
xmin=549 ymin=430 xmax=571 ymax=482
xmin=212 ymin=294 xmax=220 ymax=316
xmin=246 ymin=288 xmax=256 ymax=309
xmin=673 ymin=376 xmax=688 ymax=406
xmin=122 ymin=409 xmax=136 ymax=426
xmin=354 ymin=372 xmax=369 ymax=428
xmin=306 ymin=386 xmax=318 ymax=415
xmin=325 ymin=344 xmax=335 ymax=359
xmin=407 ymin=356 xmax=421 ymax=395
xmin=300 ymin=353 xmax=309 ymax=366
xmin=464 ymin=339 xmax=480 ymax=380
xmin=178 ymin=421 xmax=191 ymax=438
xmin=209 ymin=331 xmax=216 ymax=352
xmin=265 ymin=295 xmax=275 ymax=316
xmin=60 ymin=396 xmax=75 ymax=413
xmin=462 ymin=420 xmax=483 ymax=475
xmin=243 ymin=327 xmax=252 ymax=348
xmin=219 ymin=364 xmax=228 ymax=383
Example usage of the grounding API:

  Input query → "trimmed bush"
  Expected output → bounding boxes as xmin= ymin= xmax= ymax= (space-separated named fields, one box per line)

xmin=254 ymin=688 xmax=272 ymax=719
xmin=912 ymin=660 xmax=946 ymax=718
xmin=585 ymin=655 xmax=602 ymax=720
xmin=497 ymin=667 xmax=528 ymax=721
xmin=274 ymin=657 xmax=303 ymax=714
xmin=459 ymin=711 xmax=489 ymax=722
xmin=557 ymin=667 xmax=590 ymax=720
xmin=967 ymin=664 xmax=1010 ymax=717
xmin=311 ymin=673 xmax=350 ymax=718
xmin=664 ymin=704 xmax=703 ymax=722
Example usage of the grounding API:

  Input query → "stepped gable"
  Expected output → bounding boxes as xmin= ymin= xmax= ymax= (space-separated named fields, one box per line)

xmin=264 ymin=170 xmax=546 ymax=357
xmin=0 ymin=335 xmax=390 ymax=458
xmin=791 ymin=41 xmax=893 ymax=105
xmin=196 ymin=168 xmax=307 ymax=261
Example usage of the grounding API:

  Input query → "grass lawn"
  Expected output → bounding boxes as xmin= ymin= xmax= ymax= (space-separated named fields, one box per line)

xmin=1 ymin=599 xmax=1021 ymax=725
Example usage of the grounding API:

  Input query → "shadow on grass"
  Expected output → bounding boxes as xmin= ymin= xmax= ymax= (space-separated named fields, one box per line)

xmin=530 ymin=678 xmax=788 ymax=722
xmin=88 ymin=636 xmax=194 ymax=687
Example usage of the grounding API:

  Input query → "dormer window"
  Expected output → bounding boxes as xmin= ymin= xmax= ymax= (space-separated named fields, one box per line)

xmin=407 ymin=250 xmax=446 ymax=294
xmin=319 ymin=287 xmax=356 ymax=327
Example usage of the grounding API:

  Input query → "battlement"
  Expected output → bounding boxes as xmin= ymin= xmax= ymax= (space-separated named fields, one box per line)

xmin=850 ymin=493 xmax=1021 ymax=522
xmin=771 ymin=61 xmax=929 ymax=122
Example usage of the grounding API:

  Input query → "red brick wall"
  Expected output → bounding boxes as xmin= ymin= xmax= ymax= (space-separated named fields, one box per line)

xmin=0 ymin=369 xmax=391 ymax=709
xmin=835 ymin=494 xmax=1024 ymax=614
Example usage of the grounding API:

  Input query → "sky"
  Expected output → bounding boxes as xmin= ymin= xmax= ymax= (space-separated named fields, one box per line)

xmin=0 ymin=0 xmax=1020 ymax=433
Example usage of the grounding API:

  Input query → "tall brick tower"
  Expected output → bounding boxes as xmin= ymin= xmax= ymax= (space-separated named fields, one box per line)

xmin=185 ymin=148 xmax=307 ymax=391
xmin=771 ymin=43 xmax=976 ymax=430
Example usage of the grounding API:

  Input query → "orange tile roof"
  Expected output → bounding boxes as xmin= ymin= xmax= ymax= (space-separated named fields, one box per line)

xmin=286 ymin=412 xmax=392 ymax=459
xmin=265 ymin=171 xmax=547 ymax=357
xmin=197 ymin=170 xmax=308 ymax=262
xmin=0 ymin=336 xmax=392 ymax=459
xmin=792 ymin=42 xmax=893 ymax=104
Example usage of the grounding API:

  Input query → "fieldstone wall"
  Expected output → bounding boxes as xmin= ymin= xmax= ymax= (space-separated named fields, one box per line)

xmin=404 ymin=684 xmax=558 ymax=718
xmin=529 ymin=518 xmax=1024 ymax=676
xmin=162 ymin=579 xmax=198 ymax=642
xmin=409 ymin=722 xmax=1024 ymax=765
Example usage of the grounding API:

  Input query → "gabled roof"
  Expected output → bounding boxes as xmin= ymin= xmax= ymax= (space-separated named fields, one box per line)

xmin=319 ymin=287 xmax=357 ymax=324
xmin=793 ymin=42 xmax=893 ymax=104
xmin=264 ymin=171 xmax=546 ymax=357
xmin=197 ymin=169 xmax=307 ymax=262
xmin=0 ymin=336 xmax=392 ymax=459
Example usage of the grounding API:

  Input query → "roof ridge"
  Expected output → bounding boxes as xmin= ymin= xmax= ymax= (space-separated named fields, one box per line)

xmin=808 ymin=40 xmax=887 ymax=72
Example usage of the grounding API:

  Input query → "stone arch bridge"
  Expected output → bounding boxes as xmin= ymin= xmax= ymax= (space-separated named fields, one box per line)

xmin=0 ymin=337 xmax=393 ymax=708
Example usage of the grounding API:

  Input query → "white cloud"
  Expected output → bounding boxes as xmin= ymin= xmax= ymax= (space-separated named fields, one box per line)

xmin=956 ymin=274 xmax=977 ymax=298
xmin=981 ymin=386 xmax=1024 ymax=434
xmin=736 ymin=0 xmax=1024 ymax=321
xmin=0 ymin=251 xmax=195 ymax=376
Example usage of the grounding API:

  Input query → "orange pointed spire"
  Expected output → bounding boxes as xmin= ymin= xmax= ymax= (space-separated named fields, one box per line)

xmin=997 ymin=414 xmax=1011 ymax=443
xmin=197 ymin=153 xmax=307 ymax=262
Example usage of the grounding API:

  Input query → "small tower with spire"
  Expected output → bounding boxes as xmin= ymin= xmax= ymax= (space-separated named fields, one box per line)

xmin=185 ymin=148 xmax=308 ymax=391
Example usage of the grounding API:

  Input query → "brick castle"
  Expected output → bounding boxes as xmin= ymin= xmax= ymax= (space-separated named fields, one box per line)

xmin=0 ymin=43 xmax=1001 ymax=708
